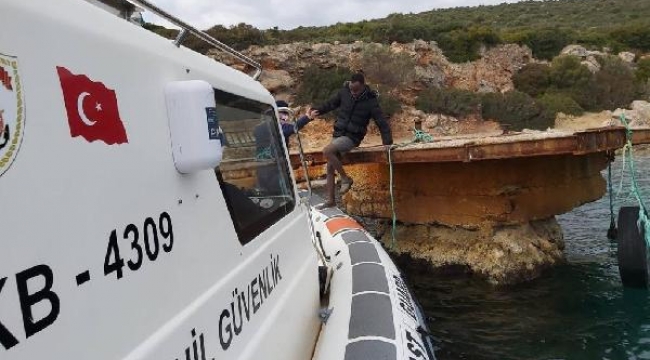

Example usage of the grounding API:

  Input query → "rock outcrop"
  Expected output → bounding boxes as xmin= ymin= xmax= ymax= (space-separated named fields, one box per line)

xmin=371 ymin=218 xmax=565 ymax=285
xmin=210 ymin=41 xmax=532 ymax=98
xmin=556 ymin=101 xmax=650 ymax=130
xmin=340 ymin=152 xmax=608 ymax=285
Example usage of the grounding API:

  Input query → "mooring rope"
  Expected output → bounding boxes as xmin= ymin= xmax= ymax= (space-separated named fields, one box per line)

xmin=385 ymin=127 xmax=436 ymax=248
xmin=607 ymin=159 xmax=617 ymax=240
xmin=614 ymin=113 xmax=650 ymax=247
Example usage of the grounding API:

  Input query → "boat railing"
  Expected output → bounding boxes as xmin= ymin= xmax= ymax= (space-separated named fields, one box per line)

xmin=124 ymin=0 xmax=263 ymax=80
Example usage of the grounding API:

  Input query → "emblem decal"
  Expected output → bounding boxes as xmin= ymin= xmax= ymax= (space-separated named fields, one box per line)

xmin=56 ymin=66 xmax=128 ymax=145
xmin=0 ymin=54 xmax=25 ymax=177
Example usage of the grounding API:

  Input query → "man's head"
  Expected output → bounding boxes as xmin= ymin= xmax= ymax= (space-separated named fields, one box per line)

xmin=349 ymin=73 xmax=365 ymax=97
xmin=275 ymin=100 xmax=292 ymax=122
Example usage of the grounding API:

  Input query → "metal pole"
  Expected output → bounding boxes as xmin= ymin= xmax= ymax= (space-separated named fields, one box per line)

xmin=125 ymin=0 xmax=263 ymax=80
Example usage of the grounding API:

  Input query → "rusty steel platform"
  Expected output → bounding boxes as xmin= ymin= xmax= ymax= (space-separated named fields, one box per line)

xmin=290 ymin=127 xmax=650 ymax=167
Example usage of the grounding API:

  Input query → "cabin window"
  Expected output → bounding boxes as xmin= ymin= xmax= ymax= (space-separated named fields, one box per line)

xmin=214 ymin=89 xmax=296 ymax=245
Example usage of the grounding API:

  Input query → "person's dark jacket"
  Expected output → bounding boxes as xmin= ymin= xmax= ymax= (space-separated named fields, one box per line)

xmin=279 ymin=115 xmax=311 ymax=147
xmin=309 ymin=83 xmax=393 ymax=146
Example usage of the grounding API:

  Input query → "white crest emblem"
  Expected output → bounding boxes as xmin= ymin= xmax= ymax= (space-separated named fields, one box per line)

xmin=0 ymin=54 xmax=25 ymax=177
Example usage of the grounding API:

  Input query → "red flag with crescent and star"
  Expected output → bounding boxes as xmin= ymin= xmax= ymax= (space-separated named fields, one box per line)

xmin=56 ymin=66 xmax=128 ymax=145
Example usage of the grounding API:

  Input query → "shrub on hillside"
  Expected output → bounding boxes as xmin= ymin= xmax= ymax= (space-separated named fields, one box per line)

xmin=610 ymin=25 xmax=650 ymax=52
xmin=537 ymin=93 xmax=584 ymax=116
xmin=295 ymin=66 xmax=353 ymax=108
xmin=548 ymin=55 xmax=593 ymax=89
xmin=592 ymin=55 xmax=638 ymax=110
xmin=415 ymin=87 xmax=481 ymax=118
xmin=378 ymin=91 xmax=402 ymax=118
xmin=636 ymin=58 xmax=650 ymax=83
xmin=481 ymin=91 xmax=554 ymax=131
xmin=513 ymin=63 xmax=552 ymax=97
xmin=185 ymin=23 xmax=266 ymax=53
xmin=437 ymin=26 xmax=501 ymax=63
xmin=504 ymin=28 xmax=574 ymax=61
xmin=360 ymin=46 xmax=416 ymax=88
xmin=548 ymin=55 xmax=597 ymax=110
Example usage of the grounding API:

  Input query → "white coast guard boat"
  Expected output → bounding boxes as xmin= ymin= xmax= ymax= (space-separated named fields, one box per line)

xmin=0 ymin=0 xmax=436 ymax=359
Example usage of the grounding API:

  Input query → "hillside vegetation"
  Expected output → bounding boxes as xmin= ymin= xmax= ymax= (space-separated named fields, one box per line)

xmin=147 ymin=0 xmax=650 ymax=62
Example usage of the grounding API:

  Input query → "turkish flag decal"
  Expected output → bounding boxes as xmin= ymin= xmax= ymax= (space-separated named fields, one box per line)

xmin=56 ymin=66 xmax=128 ymax=145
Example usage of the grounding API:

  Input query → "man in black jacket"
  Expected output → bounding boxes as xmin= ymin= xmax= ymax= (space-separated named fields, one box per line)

xmin=300 ymin=73 xmax=393 ymax=208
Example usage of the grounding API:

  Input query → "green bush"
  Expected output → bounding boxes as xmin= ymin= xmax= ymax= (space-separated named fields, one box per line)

xmin=548 ymin=56 xmax=593 ymax=89
xmin=378 ymin=92 xmax=402 ymax=118
xmin=592 ymin=56 xmax=638 ymax=111
xmin=415 ymin=87 xmax=481 ymax=118
xmin=636 ymin=58 xmax=650 ymax=83
xmin=537 ymin=93 xmax=584 ymax=116
xmin=143 ymin=23 xmax=179 ymax=40
xmin=506 ymin=28 xmax=574 ymax=61
xmin=360 ymin=46 xmax=416 ymax=88
xmin=437 ymin=26 xmax=501 ymax=63
xmin=610 ymin=25 xmax=650 ymax=52
xmin=295 ymin=66 xmax=353 ymax=107
xmin=481 ymin=91 xmax=554 ymax=131
xmin=185 ymin=23 xmax=266 ymax=53
xmin=513 ymin=63 xmax=551 ymax=97
xmin=548 ymin=55 xmax=598 ymax=110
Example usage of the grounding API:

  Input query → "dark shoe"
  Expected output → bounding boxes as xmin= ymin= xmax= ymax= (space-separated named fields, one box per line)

xmin=339 ymin=177 xmax=354 ymax=195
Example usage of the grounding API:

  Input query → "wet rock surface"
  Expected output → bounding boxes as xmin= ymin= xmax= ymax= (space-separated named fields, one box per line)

xmin=305 ymin=150 xmax=607 ymax=285
xmin=366 ymin=217 xmax=565 ymax=285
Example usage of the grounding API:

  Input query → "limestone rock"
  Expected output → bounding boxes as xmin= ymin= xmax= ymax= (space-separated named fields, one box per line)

xmin=612 ymin=100 xmax=650 ymax=128
xmin=587 ymin=50 xmax=607 ymax=58
xmin=582 ymin=55 xmax=601 ymax=73
xmin=561 ymin=44 xmax=588 ymax=58
xmin=312 ymin=43 xmax=332 ymax=55
xmin=447 ymin=44 xmax=532 ymax=92
xmin=373 ymin=217 xmax=565 ymax=285
xmin=618 ymin=51 xmax=636 ymax=63
xmin=413 ymin=39 xmax=429 ymax=52
xmin=259 ymin=69 xmax=294 ymax=93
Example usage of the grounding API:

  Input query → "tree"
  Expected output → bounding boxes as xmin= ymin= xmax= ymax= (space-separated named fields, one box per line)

xmin=359 ymin=46 xmax=416 ymax=88
xmin=481 ymin=91 xmax=554 ymax=131
xmin=592 ymin=56 xmax=638 ymax=110
xmin=637 ymin=58 xmax=650 ymax=83
xmin=513 ymin=63 xmax=551 ymax=97
xmin=548 ymin=55 xmax=597 ymax=110
xmin=415 ymin=87 xmax=481 ymax=118
xmin=295 ymin=66 xmax=353 ymax=108
xmin=537 ymin=93 xmax=584 ymax=116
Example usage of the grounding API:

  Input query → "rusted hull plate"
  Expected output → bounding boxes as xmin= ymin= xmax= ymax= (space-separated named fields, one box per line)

xmin=290 ymin=127 xmax=630 ymax=167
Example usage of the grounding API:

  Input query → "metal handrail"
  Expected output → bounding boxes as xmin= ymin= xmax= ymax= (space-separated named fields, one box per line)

xmin=125 ymin=0 xmax=263 ymax=80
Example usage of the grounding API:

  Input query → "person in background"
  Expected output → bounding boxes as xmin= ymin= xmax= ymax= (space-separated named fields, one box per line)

xmin=297 ymin=73 xmax=393 ymax=208
xmin=275 ymin=100 xmax=312 ymax=148
xmin=253 ymin=100 xmax=313 ymax=194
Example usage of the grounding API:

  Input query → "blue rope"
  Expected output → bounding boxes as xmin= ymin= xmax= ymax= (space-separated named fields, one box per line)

xmin=618 ymin=113 xmax=650 ymax=248
xmin=413 ymin=128 xmax=434 ymax=143
xmin=385 ymin=127 xmax=434 ymax=248
xmin=256 ymin=147 xmax=273 ymax=160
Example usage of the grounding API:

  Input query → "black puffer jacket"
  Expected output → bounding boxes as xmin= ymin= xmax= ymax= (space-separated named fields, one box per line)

xmin=314 ymin=83 xmax=393 ymax=146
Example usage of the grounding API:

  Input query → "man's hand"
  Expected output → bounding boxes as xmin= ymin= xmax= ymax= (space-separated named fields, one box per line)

xmin=309 ymin=109 xmax=320 ymax=119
